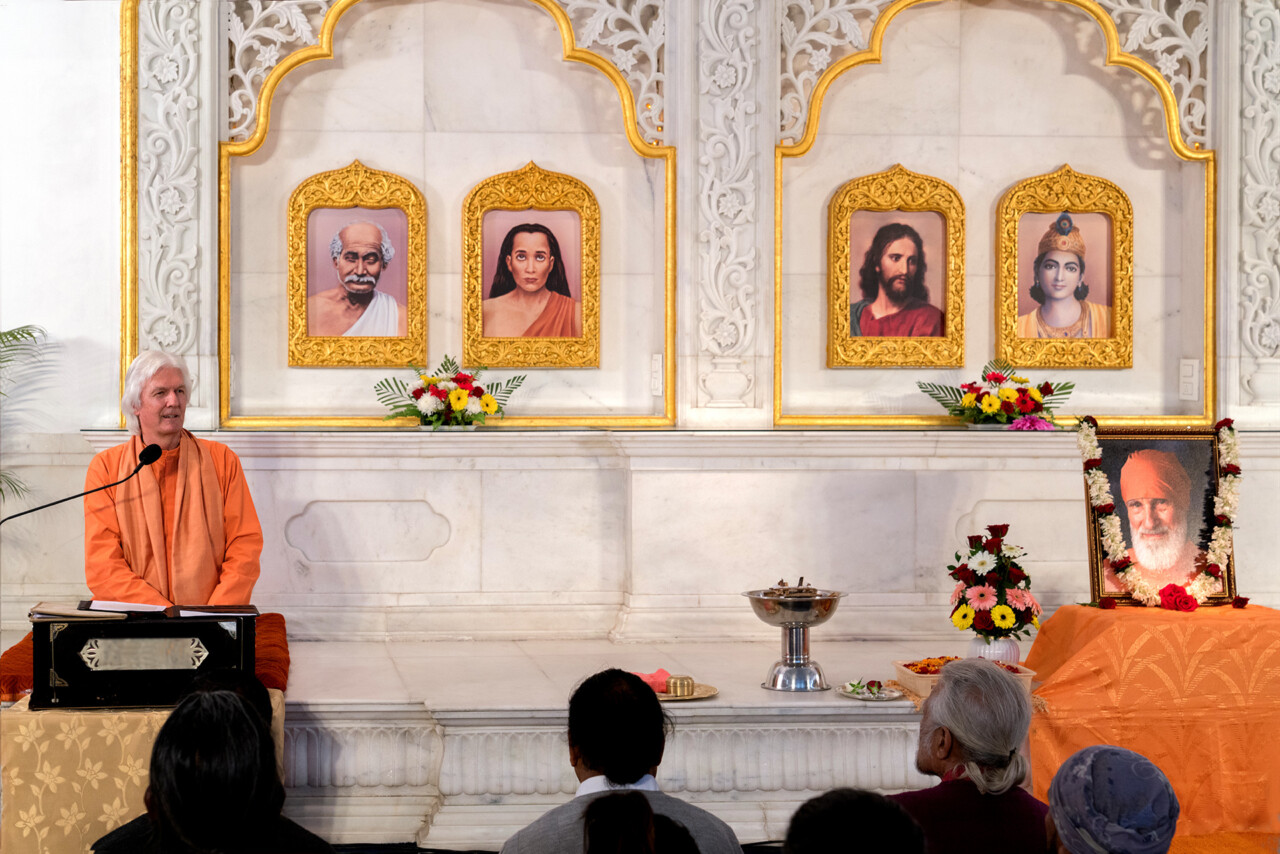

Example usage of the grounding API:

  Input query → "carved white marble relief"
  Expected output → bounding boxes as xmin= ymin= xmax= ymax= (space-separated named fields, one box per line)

xmin=1240 ymin=1 xmax=1280 ymax=404
xmin=138 ymin=0 xmax=203 ymax=355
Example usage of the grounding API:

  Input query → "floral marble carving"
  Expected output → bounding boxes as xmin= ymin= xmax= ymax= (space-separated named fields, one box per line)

xmin=226 ymin=0 xmax=333 ymax=142
xmin=137 ymin=1 xmax=202 ymax=355
xmin=779 ymin=0 xmax=1210 ymax=148
xmin=697 ymin=0 xmax=759 ymax=405
xmin=1240 ymin=0 xmax=1280 ymax=403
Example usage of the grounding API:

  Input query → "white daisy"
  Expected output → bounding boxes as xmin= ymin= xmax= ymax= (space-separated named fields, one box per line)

xmin=969 ymin=552 xmax=996 ymax=573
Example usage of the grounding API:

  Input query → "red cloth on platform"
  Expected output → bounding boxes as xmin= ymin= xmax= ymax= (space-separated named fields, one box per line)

xmin=0 ymin=611 xmax=290 ymax=701
xmin=1026 ymin=604 xmax=1280 ymax=835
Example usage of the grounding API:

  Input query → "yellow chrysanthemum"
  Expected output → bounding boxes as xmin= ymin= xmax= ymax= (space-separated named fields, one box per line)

xmin=1032 ymin=615 xmax=1040 ymax=629
xmin=991 ymin=604 xmax=1017 ymax=629
xmin=448 ymin=388 xmax=470 ymax=411
xmin=997 ymin=388 xmax=1018 ymax=403
xmin=480 ymin=394 xmax=498 ymax=414
xmin=980 ymin=395 xmax=1001 ymax=414
xmin=1011 ymin=375 xmax=1029 ymax=383
xmin=952 ymin=604 xmax=975 ymax=630
xmin=422 ymin=375 xmax=442 ymax=386
xmin=1028 ymin=387 xmax=1043 ymax=403
xmin=961 ymin=392 xmax=978 ymax=408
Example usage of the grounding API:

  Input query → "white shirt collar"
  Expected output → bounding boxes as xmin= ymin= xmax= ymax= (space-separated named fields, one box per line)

xmin=574 ymin=773 xmax=659 ymax=798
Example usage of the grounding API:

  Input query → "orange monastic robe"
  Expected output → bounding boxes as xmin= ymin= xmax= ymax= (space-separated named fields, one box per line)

xmin=522 ymin=291 xmax=578 ymax=337
xmin=84 ymin=432 xmax=262 ymax=606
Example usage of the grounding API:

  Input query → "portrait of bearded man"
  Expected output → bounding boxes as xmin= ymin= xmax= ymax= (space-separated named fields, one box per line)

xmin=1102 ymin=448 xmax=1220 ymax=594
xmin=850 ymin=222 xmax=944 ymax=337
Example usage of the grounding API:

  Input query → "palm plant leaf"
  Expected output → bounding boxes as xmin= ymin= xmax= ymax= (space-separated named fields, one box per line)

xmin=437 ymin=354 xmax=461 ymax=377
xmin=916 ymin=381 xmax=964 ymax=412
xmin=489 ymin=375 xmax=526 ymax=407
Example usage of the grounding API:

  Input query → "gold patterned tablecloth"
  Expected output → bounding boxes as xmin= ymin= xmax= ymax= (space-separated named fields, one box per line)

xmin=1 ymin=691 xmax=284 ymax=854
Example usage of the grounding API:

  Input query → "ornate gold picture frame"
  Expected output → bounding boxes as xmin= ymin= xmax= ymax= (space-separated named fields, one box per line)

xmin=996 ymin=165 xmax=1133 ymax=369
xmin=827 ymin=165 xmax=964 ymax=367
xmin=1085 ymin=427 xmax=1236 ymax=606
xmin=286 ymin=160 xmax=427 ymax=367
xmin=462 ymin=162 xmax=600 ymax=368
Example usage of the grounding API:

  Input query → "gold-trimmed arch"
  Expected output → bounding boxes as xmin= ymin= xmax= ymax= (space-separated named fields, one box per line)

xmin=774 ymin=0 xmax=1217 ymax=428
xmin=188 ymin=0 xmax=675 ymax=427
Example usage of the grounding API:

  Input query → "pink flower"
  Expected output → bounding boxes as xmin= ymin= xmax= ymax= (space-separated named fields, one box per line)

xmin=966 ymin=585 xmax=998 ymax=611
xmin=1025 ymin=592 xmax=1042 ymax=615
xmin=1005 ymin=588 xmax=1029 ymax=611
xmin=1009 ymin=415 xmax=1055 ymax=431
xmin=950 ymin=581 xmax=966 ymax=607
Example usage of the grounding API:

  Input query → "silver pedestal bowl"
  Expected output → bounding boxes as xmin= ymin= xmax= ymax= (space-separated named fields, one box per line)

xmin=743 ymin=589 xmax=846 ymax=691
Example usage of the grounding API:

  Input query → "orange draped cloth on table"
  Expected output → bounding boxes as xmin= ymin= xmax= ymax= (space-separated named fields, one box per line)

xmin=84 ymin=432 xmax=261 ymax=606
xmin=1026 ymin=604 xmax=1280 ymax=836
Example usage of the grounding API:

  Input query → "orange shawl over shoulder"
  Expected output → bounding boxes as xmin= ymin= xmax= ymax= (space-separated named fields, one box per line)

xmin=523 ymin=291 xmax=579 ymax=337
xmin=84 ymin=432 xmax=262 ymax=605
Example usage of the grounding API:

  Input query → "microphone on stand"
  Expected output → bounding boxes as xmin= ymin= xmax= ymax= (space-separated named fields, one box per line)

xmin=0 ymin=444 xmax=164 ymax=528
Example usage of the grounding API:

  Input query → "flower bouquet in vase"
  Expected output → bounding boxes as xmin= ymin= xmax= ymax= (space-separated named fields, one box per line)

xmin=375 ymin=355 xmax=524 ymax=430
xmin=948 ymin=524 xmax=1042 ymax=664
xmin=918 ymin=358 xmax=1074 ymax=430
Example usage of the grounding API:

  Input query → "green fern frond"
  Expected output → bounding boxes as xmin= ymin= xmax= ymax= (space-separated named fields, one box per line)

xmin=437 ymin=354 xmax=460 ymax=376
xmin=490 ymin=375 xmax=526 ymax=407
xmin=916 ymin=381 xmax=964 ymax=412
xmin=374 ymin=376 xmax=411 ymax=409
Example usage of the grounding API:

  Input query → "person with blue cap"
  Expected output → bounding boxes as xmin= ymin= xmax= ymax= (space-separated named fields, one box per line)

xmin=1047 ymin=745 xmax=1180 ymax=854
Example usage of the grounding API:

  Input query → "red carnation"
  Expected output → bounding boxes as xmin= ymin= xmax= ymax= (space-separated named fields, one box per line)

xmin=453 ymin=373 xmax=474 ymax=384
xmin=1215 ymin=418 xmax=1235 ymax=430
xmin=968 ymin=535 xmax=984 ymax=550
xmin=429 ymin=385 xmax=449 ymax=399
xmin=1098 ymin=598 xmax=1117 ymax=610
xmin=1233 ymin=596 xmax=1250 ymax=609
xmin=1039 ymin=382 xmax=1054 ymax=396
xmin=1158 ymin=583 xmax=1198 ymax=612
xmin=411 ymin=387 xmax=425 ymax=400
xmin=1083 ymin=458 xmax=1103 ymax=471
xmin=962 ymin=382 xmax=982 ymax=394
xmin=984 ymin=537 xmax=1003 ymax=554
xmin=1000 ymin=400 xmax=1015 ymax=414
xmin=1110 ymin=556 xmax=1133 ymax=572
xmin=973 ymin=611 xmax=995 ymax=631
xmin=985 ymin=371 xmax=1008 ymax=384
xmin=987 ymin=524 xmax=1010 ymax=538
xmin=1204 ymin=564 xmax=1223 ymax=579
xmin=472 ymin=385 xmax=484 ymax=397
xmin=1222 ymin=464 xmax=1241 ymax=475
xmin=1080 ymin=415 xmax=1098 ymax=427
xmin=1096 ymin=502 xmax=1115 ymax=514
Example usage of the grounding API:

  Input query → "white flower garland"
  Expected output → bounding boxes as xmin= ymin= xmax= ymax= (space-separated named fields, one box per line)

xmin=1075 ymin=418 xmax=1238 ymax=607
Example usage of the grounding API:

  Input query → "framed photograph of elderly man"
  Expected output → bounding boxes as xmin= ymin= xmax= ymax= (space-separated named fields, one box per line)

xmin=286 ymin=160 xmax=427 ymax=367
xmin=1085 ymin=428 xmax=1236 ymax=606
xmin=463 ymin=162 xmax=600 ymax=368
xmin=996 ymin=165 xmax=1133 ymax=370
xmin=827 ymin=165 xmax=964 ymax=368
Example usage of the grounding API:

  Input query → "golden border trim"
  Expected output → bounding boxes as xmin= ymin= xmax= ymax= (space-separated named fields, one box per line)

xmin=995 ymin=166 xmax=1133 ymax=369
xmin=774 ymin=0 xmax=1216 ymax=427
xmin=827 ymin=165 xmax=965 ymax=368
xmin=286 ymin=160 xmax=428 ymax=367
xmin=120 ymin=0 xmax=139 ymax=428
xmin=205 ymin=0 xmax=677 ymax=428
xmin=462 ymin=163 xmax=600 ymax=368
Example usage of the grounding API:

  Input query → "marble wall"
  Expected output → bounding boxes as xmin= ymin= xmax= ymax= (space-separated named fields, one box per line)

xmin=2 ymin=1 xmax=1279 ymax=641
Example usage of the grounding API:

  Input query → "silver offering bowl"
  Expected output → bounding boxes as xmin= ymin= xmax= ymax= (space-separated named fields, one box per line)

xmin=743 ymin=589 xmax=846 ymax=691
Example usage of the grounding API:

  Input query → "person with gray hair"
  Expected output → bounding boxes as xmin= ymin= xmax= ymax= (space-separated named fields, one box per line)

xmin=1046 ymin=746 xmax=1179 ymax=854
xmin=308 ymin=220 xmax=407 ymax=337
xmin=889 ymin=658 xmax=1048 ymax=854
xmin=83 ymin=350 xmax=262 ymax=606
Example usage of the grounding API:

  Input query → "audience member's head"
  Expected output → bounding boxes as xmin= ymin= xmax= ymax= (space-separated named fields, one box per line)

xmin=568 ymin=669 xmax=672 ymax=785
xmin=916 ymin=658 xmax=1031 ymax=795
xmin=582 ymin=791 xmax=700 ymax=854
xmin=185 ymin=667 xmax=272 ymax=726
xmin=784 ymin=788 xmax=924 ymax=854
xmin=1047 ymin=746 xmax=1179 ymax=854
xmin=146 ymin=689 xmax=284 ymax=852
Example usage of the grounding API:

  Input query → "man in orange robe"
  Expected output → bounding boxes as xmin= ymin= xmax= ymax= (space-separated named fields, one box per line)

xmin=83 ymin=351 xmax=262 ymax=606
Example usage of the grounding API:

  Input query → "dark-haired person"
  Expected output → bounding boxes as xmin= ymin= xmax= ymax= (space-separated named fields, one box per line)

xmin=91 ymin=690 xmax=334 ymax=854
xmin=583 ymin=791 xmax=701 ymax=854
xmin=500 ymin=668 xmax=741 ymax=854
xmin=850 ymin=222 xmax=943 ymax=337
xmin=1016 ymin=213 xmax=1110 ymax=339
xmin=483 ymin=222 xmax=582 ymax=338
xmin=785 ymin=788 xmax=924 ymax=854
xmin=84 ymin=350 xmax=262 ymax=606
xmin=890 ymin=659 xmax=1047 ymax=854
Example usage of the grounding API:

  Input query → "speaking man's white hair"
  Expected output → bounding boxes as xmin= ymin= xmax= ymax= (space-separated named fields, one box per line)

xmin=121 ymin=351 xmax=192 ymax=436
xmin=328 ymin=221 xmax=395 ymax=265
